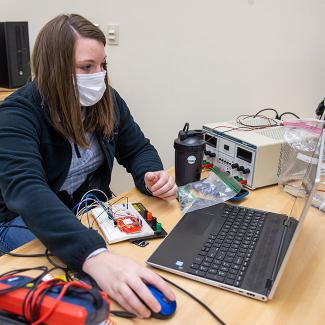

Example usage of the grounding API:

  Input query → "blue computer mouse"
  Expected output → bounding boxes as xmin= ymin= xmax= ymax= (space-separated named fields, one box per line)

xmin=147 ymin=284 xmax=177 ymax=319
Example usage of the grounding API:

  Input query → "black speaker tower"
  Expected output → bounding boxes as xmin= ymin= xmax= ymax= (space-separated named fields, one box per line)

xmin=0 ymin=21 xmax=31 ymax=88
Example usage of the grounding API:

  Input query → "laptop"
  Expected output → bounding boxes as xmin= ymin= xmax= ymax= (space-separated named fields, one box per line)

xmin=147 ymin=129 xmax=324 ymax=301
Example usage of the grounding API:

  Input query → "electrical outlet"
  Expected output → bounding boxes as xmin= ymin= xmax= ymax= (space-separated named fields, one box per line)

xmin=107 ymin=25 xmax=119 ymax=45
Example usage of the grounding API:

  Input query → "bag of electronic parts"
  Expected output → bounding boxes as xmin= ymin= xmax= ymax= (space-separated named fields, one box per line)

xmin=177 ymin=166 xmax=241 ymax=214
xmin=278 ymin=119 xmax=325 ymax=202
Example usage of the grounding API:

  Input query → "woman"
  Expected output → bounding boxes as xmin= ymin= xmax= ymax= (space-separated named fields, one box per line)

xmin=0 ymin=14 xmax=176 ymax=318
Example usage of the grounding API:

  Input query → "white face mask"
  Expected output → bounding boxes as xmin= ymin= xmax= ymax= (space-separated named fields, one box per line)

xmin=75 ymin=71 xmax=106 ymax=107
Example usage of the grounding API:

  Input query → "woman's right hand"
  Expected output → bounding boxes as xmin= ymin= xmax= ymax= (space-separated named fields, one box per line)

xmin=82 ymin=251 xmax=176 ymax=318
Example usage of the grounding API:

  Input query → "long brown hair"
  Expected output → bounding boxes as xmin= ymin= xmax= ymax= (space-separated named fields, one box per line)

xmin=32 ymin=14 xmax=114 ymax=147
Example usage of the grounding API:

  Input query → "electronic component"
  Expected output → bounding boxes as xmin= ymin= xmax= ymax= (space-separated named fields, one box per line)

xmin=155 ymin=222 xmax=162 ymax=234
xmin=92 ymin=202 xmax=167 ymax=244
xmin=146 ymin=211 xmax=153 ymax=222
xmin=203 ymin=117 xmax=286 ymax=189
xmin=132 ymin=203 xmax=166 ymax=237
xmin=115 ymin=215 xmax=142 ymax=234
xmin=0 ymin=275 xmax=109 ymax=325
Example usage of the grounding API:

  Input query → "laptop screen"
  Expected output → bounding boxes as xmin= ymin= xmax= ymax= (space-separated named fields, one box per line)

xmin=268 ymin=127 xmax=324 ymax=298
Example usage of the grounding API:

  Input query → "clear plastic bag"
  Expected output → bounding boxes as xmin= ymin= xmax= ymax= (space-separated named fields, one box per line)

xmin=177 ymin=167 xmax=241 ymax=214
xmin=278 ymin=119 xmax=325 ymax=211
xmin=278 ymin=119 xmax=324 ymax=186
xmin=312 ymin=192 xmax=325 ymax=212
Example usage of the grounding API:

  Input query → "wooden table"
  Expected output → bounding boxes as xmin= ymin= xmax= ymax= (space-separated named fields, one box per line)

xmin=1 ymin=185 xmax=325 ymax=324
xmin=0 ymin=88 xmax=15 ymax=101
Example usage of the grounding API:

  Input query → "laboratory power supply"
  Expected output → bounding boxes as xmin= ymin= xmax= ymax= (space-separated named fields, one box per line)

xmin=203 ymin=117 xmax=286 ymax=189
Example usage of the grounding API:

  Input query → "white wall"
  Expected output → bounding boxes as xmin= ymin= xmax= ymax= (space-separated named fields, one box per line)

xmin=2 ymin=0 xmax=325 ymax=193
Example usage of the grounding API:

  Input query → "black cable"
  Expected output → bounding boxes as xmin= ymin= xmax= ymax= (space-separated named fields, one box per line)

xmin=110 ymin=310 xmax=136 ymax=318
xmin=29 ymin=278 xmax=89 ymax=322
xmin=279 ymin=112 xmax=300 ymax=120
xmin=24 ymin=278 xmax=58 ymax=322
xmin=0 ymin=266 xmax=49 ymax=296
xmin=45 ymin=249 xmax=67 ymax=270
xmin=0 ymin=267 xmax=45 ymax=282
xmin=73 ymin=271 xmax=101 ymax=290
xmin=0 ymin=266 xmax=49 ymax=283
xmin=253 ymin=108 xmax=279 ymax=119
xmin=21 ymin=268 xmax=77 ymax=322
xmin=24 ymin=272 xmax=105 ymax=323
xmin=45 ymin=249 xmax=74 ymax=284
xmin=110 ymin=195 xmax=129 ymax=208
xmin=20 ymin=266 xmax=58 ymax=321
xmin=237 ymin=114 xmax=279 ymax=129
xmin=0 ymin=247 xmax=52 ymax=258
xmin=161 ymin=276 xmax=227 ymax=325
xmin=204 ymin=109 xmax=279 ymax=141
xmin=20 ymin=265 xmax=77 ymax=322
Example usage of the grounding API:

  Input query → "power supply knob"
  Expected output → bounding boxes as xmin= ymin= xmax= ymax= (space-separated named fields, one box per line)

xmin=237 ymin=166 xmax=244 ymax=172
xmin=231 ymin=163 xmax=239 ymax=169
xmin=243 ymin=168 xmax=250 ymax=174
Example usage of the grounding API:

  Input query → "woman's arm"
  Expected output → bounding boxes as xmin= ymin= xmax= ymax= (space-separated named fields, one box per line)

xmin=0 ymin=95 xmax=106 ymax=270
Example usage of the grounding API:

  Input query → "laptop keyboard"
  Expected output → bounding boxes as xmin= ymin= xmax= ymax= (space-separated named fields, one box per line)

xmin=187 ymin=204 xmax=266 ymax=287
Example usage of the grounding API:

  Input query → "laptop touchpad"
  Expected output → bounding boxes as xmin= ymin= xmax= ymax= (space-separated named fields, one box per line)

xmin=182 ymin=203 xmax=226 ymax=236
xmin=181 ymin=211 xmax=212 ymax=235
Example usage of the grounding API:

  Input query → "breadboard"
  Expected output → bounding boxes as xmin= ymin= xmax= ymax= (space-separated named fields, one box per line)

xmin=92 ymin=203 xmax=154 ymax=244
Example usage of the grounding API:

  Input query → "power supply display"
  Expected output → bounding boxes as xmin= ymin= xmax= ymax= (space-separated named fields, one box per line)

xmin=203 ymin=118 xmax=286 ymax=189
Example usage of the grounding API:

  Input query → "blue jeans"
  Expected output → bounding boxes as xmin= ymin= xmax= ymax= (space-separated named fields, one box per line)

xmin=0 ymin=216 xmax=35 ymax=253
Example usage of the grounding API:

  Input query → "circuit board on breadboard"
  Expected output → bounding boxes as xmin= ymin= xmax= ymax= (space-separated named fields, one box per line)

xmin=92 ymin=202 xmax=166 ymax=244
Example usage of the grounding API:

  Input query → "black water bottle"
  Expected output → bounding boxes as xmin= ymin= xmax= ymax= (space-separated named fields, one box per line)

xmin=174 ymin=123 xmax=205 ymax=186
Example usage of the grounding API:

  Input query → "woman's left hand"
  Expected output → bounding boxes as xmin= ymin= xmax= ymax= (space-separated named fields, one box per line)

xmin=144 ymin=170 xmax=177 ymax=200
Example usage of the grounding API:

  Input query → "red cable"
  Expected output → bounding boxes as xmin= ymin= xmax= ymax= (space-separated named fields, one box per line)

xmin=23 ymin=279 xmax=61 ymax=321
xmin=0 ymin=273 xmax=111 ymax=324
xmin=33 ymin=281 xmax=93 ymax=325
xmin=24 ymin=279 xmax=109 ymax=325
xmin=31 ymin=282 xmax=76 ymax=325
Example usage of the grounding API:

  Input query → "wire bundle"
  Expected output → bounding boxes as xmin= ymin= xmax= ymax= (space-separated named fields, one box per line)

xmin=206 ymin=108 xmax=300 ymax=136
xmin=72 ymin=188 xmax=131 ymax=230
xmin=0 ymin=266 xmax=110 ymax=325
